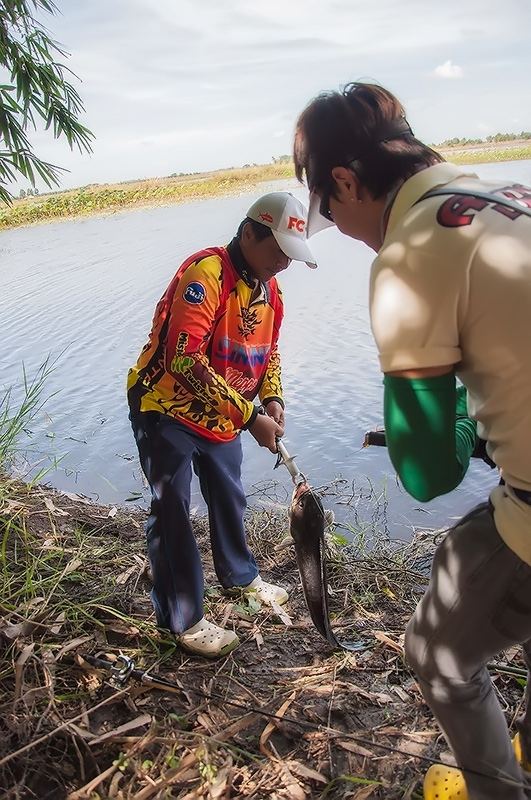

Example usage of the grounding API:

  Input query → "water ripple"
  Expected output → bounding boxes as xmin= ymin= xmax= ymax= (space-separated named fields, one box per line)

xmin=1 ymin=164 xmax=521 ymax=533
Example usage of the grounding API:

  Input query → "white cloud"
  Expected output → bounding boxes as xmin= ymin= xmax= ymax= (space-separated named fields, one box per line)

xmin=433 ymin=60 xmax=464 ymax=79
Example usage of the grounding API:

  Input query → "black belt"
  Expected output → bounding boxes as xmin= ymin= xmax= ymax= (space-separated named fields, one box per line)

xmin=499 ymin=478 xmax=531 ymax=506
xmin=508 ymin=485 xmax=531 ymax=506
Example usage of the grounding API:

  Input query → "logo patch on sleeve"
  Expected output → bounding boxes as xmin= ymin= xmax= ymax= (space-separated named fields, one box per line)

xmin=183 ymin=281 xmax=206 ymax=305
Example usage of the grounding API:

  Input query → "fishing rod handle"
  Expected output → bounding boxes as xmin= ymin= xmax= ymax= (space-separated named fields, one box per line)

xmin=364 ymin=430 xmax=387 ymax=448
xmin=364 ymin=430 xmax=496 ymax=467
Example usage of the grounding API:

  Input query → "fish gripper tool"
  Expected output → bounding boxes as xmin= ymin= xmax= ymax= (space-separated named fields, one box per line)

xmin=275 ymin=439 xmax=306 ymax=486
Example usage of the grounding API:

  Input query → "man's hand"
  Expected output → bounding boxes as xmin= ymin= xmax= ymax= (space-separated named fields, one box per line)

xmin=249 ymin=413 xmax=284 ymax=453
xmin=264 ymin=400 xmax=285 ymax=427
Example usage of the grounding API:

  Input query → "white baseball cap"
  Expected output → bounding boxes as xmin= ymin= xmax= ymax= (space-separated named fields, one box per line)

xmin=246 ymin=192 xmax=317 ymax=268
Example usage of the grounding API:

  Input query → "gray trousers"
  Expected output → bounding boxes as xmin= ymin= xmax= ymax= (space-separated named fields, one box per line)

xmin=405 ymin=503 xmax=531 ymax=799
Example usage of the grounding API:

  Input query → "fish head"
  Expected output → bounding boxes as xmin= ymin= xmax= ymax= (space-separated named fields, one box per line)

xmin=289 ymin=482 xmax=325 ymax=544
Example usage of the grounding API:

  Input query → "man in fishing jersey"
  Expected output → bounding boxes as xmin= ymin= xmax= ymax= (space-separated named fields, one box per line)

xmin=127 ymin=192 xmax=317 ymax=658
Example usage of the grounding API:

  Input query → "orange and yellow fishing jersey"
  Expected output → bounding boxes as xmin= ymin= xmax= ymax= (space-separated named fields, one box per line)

xmin=127 ymin=239 xmax=284 ymax=442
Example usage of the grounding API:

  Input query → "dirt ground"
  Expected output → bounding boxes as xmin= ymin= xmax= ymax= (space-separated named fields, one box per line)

xmin=0 ymin=480 xmax=527 ymax=799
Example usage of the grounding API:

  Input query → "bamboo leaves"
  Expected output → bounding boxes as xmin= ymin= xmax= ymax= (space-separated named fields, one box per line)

xmin=0 ymin=0 xmax=94 ymax=203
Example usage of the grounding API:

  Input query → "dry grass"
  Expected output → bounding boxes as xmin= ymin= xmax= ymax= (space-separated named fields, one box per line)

xmin=0 ymin=163 xmax=294 ymax=230
xmin=438 ymin=140 xmax=531 ymax=164
xmin=2 ymin=141 xmax=531 ymax=231
xmin=1 ymin=477 xmax=528 ymax=799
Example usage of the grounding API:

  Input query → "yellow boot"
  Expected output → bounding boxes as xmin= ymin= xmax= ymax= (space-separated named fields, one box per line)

xmin=424 ymin=735 xmax=529 ymax=799
xmin=423 ymin=764 xmax=468 ymax=799
xmin=513 ymin=732 xmax=531 ymax=772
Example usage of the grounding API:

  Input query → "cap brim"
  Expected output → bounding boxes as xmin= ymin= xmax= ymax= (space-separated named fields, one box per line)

xmin=307 ymin=191 xmax=335 ymax=238
xmin=272 ymin=229 xmax=317 ymax=269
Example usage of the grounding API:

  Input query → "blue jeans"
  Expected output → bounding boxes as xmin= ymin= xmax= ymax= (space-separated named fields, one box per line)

xmin=129 ymin=409 xmax=258 ymax=633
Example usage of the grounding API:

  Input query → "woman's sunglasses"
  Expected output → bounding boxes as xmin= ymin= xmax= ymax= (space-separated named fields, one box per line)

xmin=319 ymin=190 xmax=333 ymax=221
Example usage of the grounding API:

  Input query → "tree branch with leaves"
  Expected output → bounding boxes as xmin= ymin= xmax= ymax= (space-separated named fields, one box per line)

xmin=0 ymin=0 xmax=94 ymax=203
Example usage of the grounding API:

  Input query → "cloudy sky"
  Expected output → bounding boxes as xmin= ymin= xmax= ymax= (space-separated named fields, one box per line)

xmin=15 ymin=0 xmax=531 ymax=189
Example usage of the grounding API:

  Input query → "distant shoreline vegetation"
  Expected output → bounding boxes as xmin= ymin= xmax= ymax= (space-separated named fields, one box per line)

xmin=434 ymin=131 xmax=531 ymax=147
xmin=2 ymin=136 xmax=531 ymax=231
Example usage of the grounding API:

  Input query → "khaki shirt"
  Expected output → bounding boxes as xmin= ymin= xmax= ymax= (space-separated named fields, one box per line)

xmin=370 ymin=163 xmax=531 ymax=564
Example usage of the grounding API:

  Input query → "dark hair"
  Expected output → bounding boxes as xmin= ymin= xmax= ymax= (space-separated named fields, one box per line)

xmin=236 ymin=218 xmax=274 ymax=241
xmin=294 ymin=82 xmax=444 ymax=200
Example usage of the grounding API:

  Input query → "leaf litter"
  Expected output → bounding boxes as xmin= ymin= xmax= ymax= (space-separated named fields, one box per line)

xmin=0 ymin=478 xmax=527 ymax=799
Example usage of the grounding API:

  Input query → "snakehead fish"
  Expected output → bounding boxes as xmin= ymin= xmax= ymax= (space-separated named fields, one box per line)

xmin=276 ymin=440 xmax=365 ymax=652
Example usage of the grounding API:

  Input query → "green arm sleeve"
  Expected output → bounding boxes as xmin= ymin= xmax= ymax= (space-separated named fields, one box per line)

xmin=383 ymin=373 xmax=477 ymax=502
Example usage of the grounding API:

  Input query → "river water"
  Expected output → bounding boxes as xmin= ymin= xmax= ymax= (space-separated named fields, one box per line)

xmin=2 ymin=160 xmax=530 ymax=540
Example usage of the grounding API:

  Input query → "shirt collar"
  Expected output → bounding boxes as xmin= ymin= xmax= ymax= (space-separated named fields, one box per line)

xmin=383 ymin=163 xmax=479 ymax=242
xmin=227 ymin=237 xmax=256 ymax=288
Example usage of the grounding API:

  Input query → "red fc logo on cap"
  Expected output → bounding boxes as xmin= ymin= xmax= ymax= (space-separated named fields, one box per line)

xmin=288 ymin=216 xmax=305 ymax=232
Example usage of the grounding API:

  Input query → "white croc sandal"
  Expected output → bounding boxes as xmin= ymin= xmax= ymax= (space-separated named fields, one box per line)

xmin=179 ymin=617 xmax=239 ymax=658
xmin=242 ymin=575 xmax=289 ymax=606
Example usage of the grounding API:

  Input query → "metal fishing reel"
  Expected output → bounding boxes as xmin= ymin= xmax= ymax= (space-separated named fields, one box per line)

xmin=109 ymin=654 xmax=135 ymax=687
